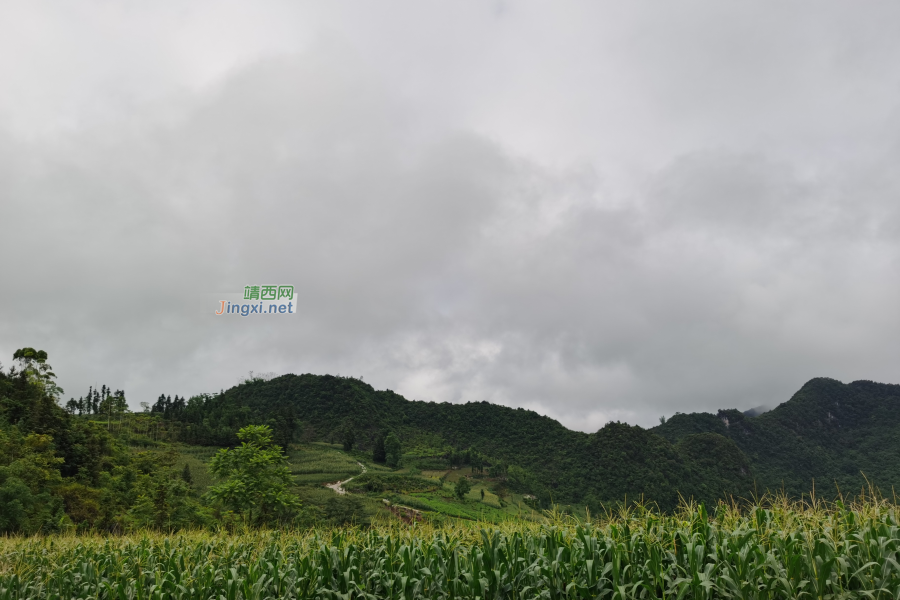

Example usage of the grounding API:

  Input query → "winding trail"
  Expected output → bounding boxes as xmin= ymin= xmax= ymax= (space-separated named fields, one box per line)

xmin=325 ymin=462 xmax=366 ymax=495
xmin=324 ymin=461 xmax=423 ymax=522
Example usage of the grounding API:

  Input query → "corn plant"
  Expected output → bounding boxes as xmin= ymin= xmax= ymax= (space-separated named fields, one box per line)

xmin=3 ymin=496 xmax=900 ymax=599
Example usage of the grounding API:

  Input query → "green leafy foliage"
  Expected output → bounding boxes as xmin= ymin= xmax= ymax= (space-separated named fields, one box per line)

xmin=344 ymin=473 xmax=439 ymax=494
xmin=454 ymin=476 xmax=471 ymax=500
xmin=0 ymin=350 xmax=208 ymax=534
xmin=10 ymin=346 xmax=900 ymax=533
xmin=207 ymin=425 xmax=299 ymax=525
xmin=340 ymin=424 xmax=356 ymax=451
xmin=6 ymin=499 xmax=900 ymax=599
xmin=171 ymin=374 xmax=756 ymax=510
xmin=12 ymin=347 xmax=64 ymax=400
xmin=653 ymin=377 xmax=900 ymax=498
xmin=324 ymin=495 xmax=369 ymax=526
xmin=372 ymin=431 xmax=386 ymax=463
xmin=384 ymin=432 xmax=401 ymax=467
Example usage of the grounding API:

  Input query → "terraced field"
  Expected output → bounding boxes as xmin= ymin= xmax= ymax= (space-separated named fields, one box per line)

xmin=171 ymin=443 xmax=552 ymax=524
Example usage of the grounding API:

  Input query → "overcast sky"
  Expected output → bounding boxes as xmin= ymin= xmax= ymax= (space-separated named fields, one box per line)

xmin=2 ymin=2 xmax=899 ymax=431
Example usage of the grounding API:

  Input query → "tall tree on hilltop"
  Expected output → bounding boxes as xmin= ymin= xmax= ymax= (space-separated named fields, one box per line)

xmin=12 ymin=348 xmax=64 ymax=400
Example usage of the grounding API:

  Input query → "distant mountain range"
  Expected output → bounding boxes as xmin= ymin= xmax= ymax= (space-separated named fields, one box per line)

xmin=653 ymin=377 xmax=900 ymax=500
xmin=176 ymin=375 xmax=900 ymax=509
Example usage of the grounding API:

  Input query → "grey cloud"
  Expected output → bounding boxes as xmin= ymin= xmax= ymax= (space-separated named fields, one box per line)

xmin=1 ymin=4 xmax=900 ymax=432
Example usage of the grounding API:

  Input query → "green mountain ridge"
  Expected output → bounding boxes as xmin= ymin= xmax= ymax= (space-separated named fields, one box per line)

xmin=174 ymin=373 xmax=756 ymax=509
xmin=652 ymin=377 xmax=900 ymax=498
xmin=175 ymin=374 xmax=900 ymax=508
xmin=7 ymin=345 xmax=899 ymax=535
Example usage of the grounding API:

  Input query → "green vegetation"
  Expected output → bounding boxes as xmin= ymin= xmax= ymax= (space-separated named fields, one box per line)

xmin=171 ymin=373 xmax=758 ymax=510
xmin=384 ymin=432 xmax=402 ymax=467
xmin=9 ymin=345 xmax=900 ymax=535
xmin=166 ymin=372 xmax=900 ymax=512
xmin=454 ymin=475 xmax=472 ymax=500
xmin=0 ymin=349 xmax=391 ymax=534
xmin=173 ymin=446 xmax=218 ymax=493
xmin=12 ymin=346 xmax=900 ymax=596
xmin=207 ymin=424 xmax=299 ymax=526
xmin=4 ymin=498 xmax=900 ymax=598
xmin=288 ymin=445 xmax=364 ymax=476
xmin=0 ymin=348 xmax=200 ymax=534
xmin=653 ymin=378 xmax=900 ymax=499
xmin=345 ymin=472 xmax=438 ymax=494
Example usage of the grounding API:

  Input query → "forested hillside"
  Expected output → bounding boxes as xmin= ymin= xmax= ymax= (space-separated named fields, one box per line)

xmin=172 ymin=374 xmax=900 ymax=508
xmin=170 ymin=373 xmax=754 ymax=509
xmin=7 ymin=346 xmax=899 ymax=535
xmin=0 ymin=349 xmax=198 ymax=534
xmin=653 ymin=377 xmax=900 ymax=498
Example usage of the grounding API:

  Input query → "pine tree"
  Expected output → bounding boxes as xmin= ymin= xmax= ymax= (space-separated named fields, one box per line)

xmin=181 ymin=463 xmax=193 ymax=486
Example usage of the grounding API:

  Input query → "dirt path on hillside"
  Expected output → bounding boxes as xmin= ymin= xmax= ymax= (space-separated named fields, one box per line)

xmin=325 ymin=462 xmax=366 ymax=495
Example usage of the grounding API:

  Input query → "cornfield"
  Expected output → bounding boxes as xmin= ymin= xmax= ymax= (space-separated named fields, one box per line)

xmin=3 ymin=496 xmax=900 ymax=599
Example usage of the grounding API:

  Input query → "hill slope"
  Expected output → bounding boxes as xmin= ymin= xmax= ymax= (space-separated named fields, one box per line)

xmin=175 ymin=374 xmax=752 ymax=510
xmin=652 ymin=377 xmax=900 ymax=497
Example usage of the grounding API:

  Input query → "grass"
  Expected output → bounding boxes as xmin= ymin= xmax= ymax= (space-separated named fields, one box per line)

xmin=420 ymin=469 xmax=448 ymax=480
xmin=398 ymin=481 xmax=537 ymax=523
xmin=174 ymin=446 xmax=218 ymax=493
xmin=295 ymin=472 xmax=354 ymax=484
xmin=287 ymin=445 xmax=363 ymax=475
xmin=4 ymin=495 xmax=900 ymax=598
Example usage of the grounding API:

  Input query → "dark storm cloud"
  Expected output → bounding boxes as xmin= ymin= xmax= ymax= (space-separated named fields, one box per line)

xmin=1 ymin=2 xmax=899 ymax=430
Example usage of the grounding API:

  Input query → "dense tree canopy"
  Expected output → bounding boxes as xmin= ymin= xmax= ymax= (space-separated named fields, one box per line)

xmin=0 ymin=349 xmax=204 ymax=534
xmin=208 ymin=425 xmax=299 ymax=525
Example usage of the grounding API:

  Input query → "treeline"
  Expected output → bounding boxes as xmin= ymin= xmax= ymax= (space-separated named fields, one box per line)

xmin=653 ymin=377 xmax=900 ymax=498
xmin=161 ymin=374 xmax=757 ymax=511
xmin=11 ymin=348 xmax=895 ymax=534
xmin=149 ymin=394 xmax=187 ymax=419
xmin=0 ymin=349 xmax=258 ymax=534
xmin=63 ymin=385 xmax=127 ymax=416
xmin=172 ymin=372 xmax=900 ymax=509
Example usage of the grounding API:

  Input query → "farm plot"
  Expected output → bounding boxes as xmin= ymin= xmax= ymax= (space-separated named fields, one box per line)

xmin=4 ymin=499 xmax=900 ymax=599
xmin=288 ymin=446 xmax=363 ymax=476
